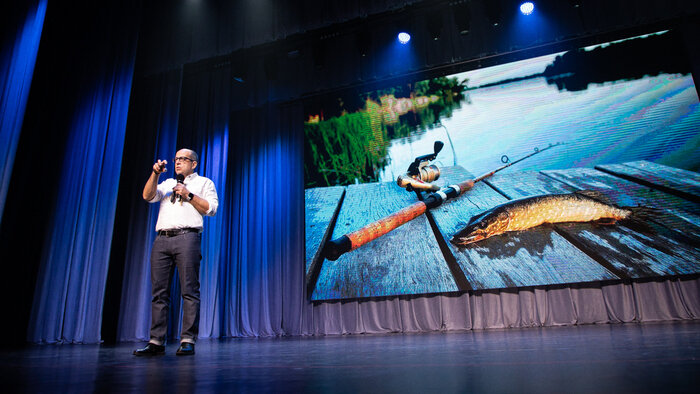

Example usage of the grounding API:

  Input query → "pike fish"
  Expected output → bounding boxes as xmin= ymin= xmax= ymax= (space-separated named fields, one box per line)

xmin=450 ymin=190 xmax=634 ymax=246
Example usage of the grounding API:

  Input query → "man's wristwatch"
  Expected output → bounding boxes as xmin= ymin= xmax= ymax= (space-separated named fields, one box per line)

xmin=188 ymin=192 xmax=194 ymax=201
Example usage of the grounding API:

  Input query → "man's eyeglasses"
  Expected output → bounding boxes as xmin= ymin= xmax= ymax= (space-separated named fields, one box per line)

xmin=173 ymin=156 xmax=194 ymax=163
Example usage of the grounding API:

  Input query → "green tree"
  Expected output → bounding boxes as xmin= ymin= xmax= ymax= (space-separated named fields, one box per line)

xmin=305 ymin=76 xmax=470 ymax=187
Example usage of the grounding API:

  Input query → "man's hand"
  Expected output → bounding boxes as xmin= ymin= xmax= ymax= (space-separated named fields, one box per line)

xmin=153 ymin=159 xmax=168 ymax=174
xmin=172 ymin=183 xmax=191 ymax=201
xmin=144 ymin=160 xmax=167 ymax=201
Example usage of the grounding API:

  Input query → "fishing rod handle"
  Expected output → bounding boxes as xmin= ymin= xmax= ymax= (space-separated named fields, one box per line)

xmin=323 ymin=201 xmax=428 ymax=261
xmin=456 ymin=179 xmax=475 ymax=195
xmin=323 ymin=179 xmax=474 ymax=261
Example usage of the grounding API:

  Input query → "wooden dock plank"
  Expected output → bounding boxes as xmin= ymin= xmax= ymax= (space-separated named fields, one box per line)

xmin=428 ymin=167 xmax=619 ymax=290
xmin=305 ymin=186 xmax=345 ymax=276
xmin=539 ymin=167 xmax=700 ymax=277
xmin=311 ymin=180 xmax=458 ymax=300
xmin=484 ymin=170 xmax=577 ymax=199
xmin=596 ymin=161 xmax=700 ymax=203
xmin=543 ymin=166 xmax=700 ymax=239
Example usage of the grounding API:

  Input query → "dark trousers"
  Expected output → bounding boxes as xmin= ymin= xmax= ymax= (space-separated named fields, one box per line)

xmin=149 ymin=231 xmax=202 ymax=345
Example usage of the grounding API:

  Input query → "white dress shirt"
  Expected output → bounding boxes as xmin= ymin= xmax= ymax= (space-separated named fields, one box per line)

xmin=149 ymin=172 xmax=219 ymax=231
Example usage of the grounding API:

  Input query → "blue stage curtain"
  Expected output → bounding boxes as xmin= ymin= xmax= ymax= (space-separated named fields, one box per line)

xmin=175 ymin=65 xmax=233 ymax=340
xmin=0 ymin=0 xmax=46 ymax=227
xmin=116 ymin=59 xmax=306 ymax=340
xmin=222 ymin=104 xmax=306 ymax=337
xmin=115 ymin=69 xmax=182 ymax=342
xmin=26 ymin=3 xmax=139 ymax=344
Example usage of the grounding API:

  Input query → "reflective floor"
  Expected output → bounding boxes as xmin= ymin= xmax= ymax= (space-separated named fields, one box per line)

xmin=2 ymin=321 xmax=699 ymax=393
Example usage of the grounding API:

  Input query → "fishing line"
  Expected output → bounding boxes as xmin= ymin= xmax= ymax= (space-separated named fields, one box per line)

xmin=437 ymin=121 xmax=458 ymax=166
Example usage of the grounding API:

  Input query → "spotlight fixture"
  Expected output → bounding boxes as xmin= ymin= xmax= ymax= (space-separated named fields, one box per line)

xmin=520 ymin=2 xmax=535 ymax=15
xmin=452 ymin=1 xmax=471 ymax=35
xmin=398 ymin=32 xmax=411 ymax=44
xmin=484 ymin=1 xmax=503 ymax=26
xmin=426 ymin=10 xmax=443 ymax=41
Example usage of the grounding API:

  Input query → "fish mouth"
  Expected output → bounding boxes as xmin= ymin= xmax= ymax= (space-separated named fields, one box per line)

xmin=450 ymin=233 xmax=487 ymax=246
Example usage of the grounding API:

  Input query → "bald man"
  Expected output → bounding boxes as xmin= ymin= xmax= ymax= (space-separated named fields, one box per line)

xmin=134 ymin=148 xmax=219 ymax=356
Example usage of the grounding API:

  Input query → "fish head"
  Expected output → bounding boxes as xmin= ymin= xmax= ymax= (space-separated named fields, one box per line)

xmin=450 ymin=209 xmax=511 ymax=246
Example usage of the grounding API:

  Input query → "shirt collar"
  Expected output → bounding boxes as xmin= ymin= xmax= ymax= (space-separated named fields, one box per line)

xmin=185 ymin=172 xmax=198 ymax=181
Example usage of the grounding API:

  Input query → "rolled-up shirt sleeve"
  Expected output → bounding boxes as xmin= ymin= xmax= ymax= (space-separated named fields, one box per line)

xmin=202 ymin=179 xmax=219 ymax=216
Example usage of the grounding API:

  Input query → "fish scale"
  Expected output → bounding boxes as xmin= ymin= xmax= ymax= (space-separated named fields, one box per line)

xmin=515 ymin=197 xmax=620 ymax=229
xmin=451 ymin=193 xmax=633 ymax=245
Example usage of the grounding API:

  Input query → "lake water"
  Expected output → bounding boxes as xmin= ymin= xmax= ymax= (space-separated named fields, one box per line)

xmin=377 ymin=73 xmax=700 ymax=181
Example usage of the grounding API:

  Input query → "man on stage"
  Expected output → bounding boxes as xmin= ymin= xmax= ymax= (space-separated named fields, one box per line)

xmin=133 ymin=148 xmax=219 ymax=356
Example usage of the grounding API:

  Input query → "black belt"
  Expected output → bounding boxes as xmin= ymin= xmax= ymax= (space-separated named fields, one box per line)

xmin=157 ymin=228 xmax=201 ymax=237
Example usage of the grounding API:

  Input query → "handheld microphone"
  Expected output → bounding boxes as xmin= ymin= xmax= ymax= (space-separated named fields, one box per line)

xmin=171 ymin=174 xmax=185 ymax=203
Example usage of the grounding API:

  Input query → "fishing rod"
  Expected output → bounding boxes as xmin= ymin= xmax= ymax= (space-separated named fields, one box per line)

xmin=322 ymin=142 xmax=563 ymax=261
xmin=476 ymin=142 xmax=563 ymax=183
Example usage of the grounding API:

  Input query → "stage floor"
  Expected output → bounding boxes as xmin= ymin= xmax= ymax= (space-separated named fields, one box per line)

xmin=3 ymin=321 xmax=699 ymax=393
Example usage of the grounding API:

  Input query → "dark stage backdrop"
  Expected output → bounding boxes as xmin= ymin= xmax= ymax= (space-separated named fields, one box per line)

xmin=23 ymin=3 xmax=139 ymax=343
xmin=1 ymin=1 xmax=698 ymax=345
xmin=0 ymin=1 xmax=141 ymax=344
xmin=0 ymin=0 xmax=46 ymax=227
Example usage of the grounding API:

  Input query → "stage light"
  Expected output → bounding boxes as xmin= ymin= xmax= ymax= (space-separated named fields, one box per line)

xmin=426 ymin=10 xmax=443 ymax=40
xmin=452 ymin=1 xmax=471 ymax=35
xmin=398 ymin=32 xmax=411 ymax=44
xmin=484 ymin=1 xmax=503 ymax=26
xmin=520 ymin=2 xmax=535 ymax=15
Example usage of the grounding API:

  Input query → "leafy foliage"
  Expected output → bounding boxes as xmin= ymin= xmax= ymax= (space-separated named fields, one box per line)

xmin=305 ymin=77 xmax=469 ymax=188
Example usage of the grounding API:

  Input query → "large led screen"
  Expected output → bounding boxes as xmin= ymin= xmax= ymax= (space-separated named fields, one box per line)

xmin=304 ymin=30 xmax=700 ymax=301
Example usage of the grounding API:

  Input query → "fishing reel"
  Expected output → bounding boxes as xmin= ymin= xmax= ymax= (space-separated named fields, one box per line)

xmin=396 ymin=141 xmax=443 ymax=192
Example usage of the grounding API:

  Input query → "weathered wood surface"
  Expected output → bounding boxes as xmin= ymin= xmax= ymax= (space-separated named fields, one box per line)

xmin=304 ymin=186 xmax=345 ymax=294
xmin=311 ymin=180 xmax=458 ymax=301
xmin=306 ymin=162 xmax=700 ymax=299
xmin=596 ymin=160 xmax=700 ymax=203
xmin=543 ymin=167 xmax=700 ymax=241
xmin=305 ymin=187 xmax=345 ymax=276
xmin=539 ymin=167 xmax=700 ymax=276
xmin=428 ymin=167 xmax=619 ymax=290
xmin=484 ymin=170 xmax=577 ymax=198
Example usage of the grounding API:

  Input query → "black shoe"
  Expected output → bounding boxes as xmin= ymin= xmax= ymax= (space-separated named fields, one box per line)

xmin=133 ymin=343 xmax=165 ymax=356
xmin=176 ymin=342 xmax=195 ymax=356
